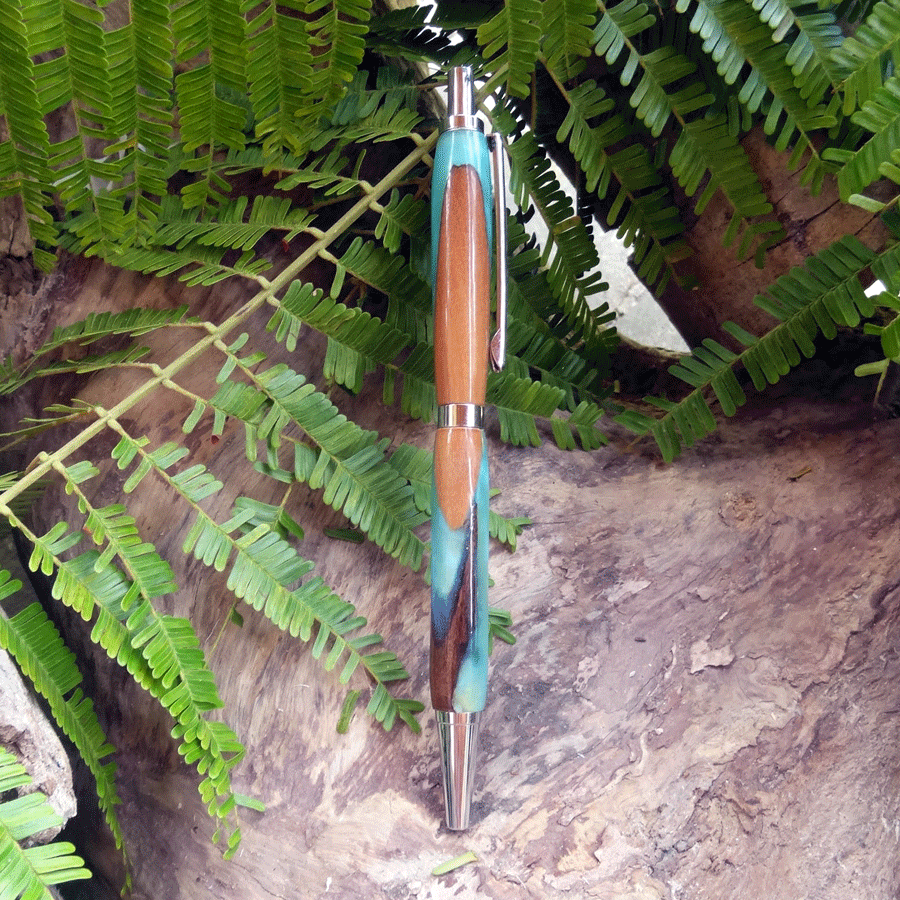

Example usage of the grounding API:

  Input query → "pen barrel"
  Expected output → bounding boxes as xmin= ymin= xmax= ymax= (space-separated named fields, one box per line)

xmin=430 ymin=426 xmax=490 ymax=713
xmin=431 ymin=129 xmax=493 ymax=407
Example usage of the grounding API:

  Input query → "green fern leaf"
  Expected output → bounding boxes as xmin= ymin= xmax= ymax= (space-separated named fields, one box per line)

xmin=781 ymin=2 xmax=844 ymax=103
xmin=832 ymin=0 xmax=900 ymax=113
xmin=107 ymin=3 xmax=176 ymax=244
xmin=99 ymin=240 xmax=271 ymax=286
xmin=172 ymin=0 xmax=248 ymax=209
xmin=504 ymin=128 xmax=611 ymax=342
xmin=153 ymin=194 xmax=314 ymax=252
xmin=488 ymin=371 xmax=566 ymax=447
xmin=17 ymin=497 xmax=243 ymax=849
xmin=0 ymin=3 xmax=57 ymax=260
xmin=374 ymin=189 xmax=427 ymax=254
xmin=835 ymin=76 xmax=900 ymax=200
xmin=675 ymin=0 xmax=835 ymax=189
xmin=332 ymin=237 xmax=431 ymax=313
xmin=477 ymin=0 xmax=543 ymax=98
xmin=366 ymin=5 xmax=460 ymax=65
xmin=554 ymin=79 xmax=689 ymax=292
xmin=543 ymin=0 xmax=597 ymax=80
xmin=619 ymin=235 xmax=879 ymax=460
xmin=594 ymin=0 xmax=656 ymax=68
xmin=1 ymin=306 xmax=191 ymax=395
xmin=0 ymin=599 xmax=126 ymax=859
xmin=0 ymin=747 xmax=91 ymax=896
xmin=244 ymin=0 xmax=313 ymax=155
xmin=301 ymin=0 xmax=373 ymax=134
xmin=182 ymin=494 xmax=422 ymax=731
xmin=267 ymin=278 xmax=410 ymax=365
xmin=226 ymin=145 xmax=366 ymax=197
xmin=30 ymin=0 xmax=129 ymax=256
xmin=669 ymin=113 xmax=778 ymax=249
xmin=209 ymin=364 xmax=429 ymax=569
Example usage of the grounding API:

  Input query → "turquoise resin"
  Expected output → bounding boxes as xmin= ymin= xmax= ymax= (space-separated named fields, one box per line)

xmin=429 ymin=128 xmax=493 ymax=287
xmin=430 ymin=435 xmax=490 ymax=713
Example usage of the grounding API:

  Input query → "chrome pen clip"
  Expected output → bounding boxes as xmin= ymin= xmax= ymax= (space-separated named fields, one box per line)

xmin=489 ymin=134 xmax=508 ymax=373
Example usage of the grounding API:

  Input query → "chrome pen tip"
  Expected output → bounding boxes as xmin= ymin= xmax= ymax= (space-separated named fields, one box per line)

xmin=436 ymin=710 xmax=481 ymax=830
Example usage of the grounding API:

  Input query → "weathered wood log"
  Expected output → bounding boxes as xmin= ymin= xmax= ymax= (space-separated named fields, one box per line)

xmin=4 ymin=251 xmax=900 ymax=899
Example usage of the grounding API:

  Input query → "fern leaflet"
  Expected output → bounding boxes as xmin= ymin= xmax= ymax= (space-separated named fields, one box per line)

xmin=0 ymin=594 xmax=127 ymax=864
xmin=477 ymin=0 xmax=543 ymax=98
xmin=0 ymin=744 xmax=92 ymax=896
xmin=619 ymin=235 xmax=879 ymax=460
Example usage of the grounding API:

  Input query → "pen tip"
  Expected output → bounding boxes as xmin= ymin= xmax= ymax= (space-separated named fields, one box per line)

xmin=436 ymin=711 xmax=481 ymax=830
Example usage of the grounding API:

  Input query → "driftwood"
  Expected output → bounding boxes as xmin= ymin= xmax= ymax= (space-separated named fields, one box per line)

xmin=4 ymin=253 xmax=900 ymax=899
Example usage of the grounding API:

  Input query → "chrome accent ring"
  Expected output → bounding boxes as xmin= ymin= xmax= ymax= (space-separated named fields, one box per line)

xmin=437 ymin=403 xmax=484 ymax=429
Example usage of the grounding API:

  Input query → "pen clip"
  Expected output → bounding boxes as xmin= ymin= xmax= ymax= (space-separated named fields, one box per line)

xmin=489 ymin=134 xmax=508 ymax=373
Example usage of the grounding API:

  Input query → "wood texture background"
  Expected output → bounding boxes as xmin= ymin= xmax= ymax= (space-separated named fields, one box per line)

xmin=5 ymin=255 xmax=900 ymax=899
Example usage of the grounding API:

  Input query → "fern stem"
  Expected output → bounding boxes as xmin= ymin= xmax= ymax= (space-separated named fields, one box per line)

xmin=0 ymin=133 xmax=439 ymax=515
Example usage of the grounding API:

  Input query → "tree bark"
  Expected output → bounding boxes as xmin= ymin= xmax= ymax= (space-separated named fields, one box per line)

xmin=4 ymin=253 xmax=900 ymax=899
xmin=655 ymin=129 xmax=895 ymax=349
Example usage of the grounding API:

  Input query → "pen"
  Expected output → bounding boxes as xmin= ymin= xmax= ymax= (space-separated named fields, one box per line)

xmin=430 ymin=65 xmax=507 ymax=831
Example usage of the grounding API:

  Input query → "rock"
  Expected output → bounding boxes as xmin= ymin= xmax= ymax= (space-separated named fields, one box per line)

xmin=0 ymin=613 xmax=77 ymax=844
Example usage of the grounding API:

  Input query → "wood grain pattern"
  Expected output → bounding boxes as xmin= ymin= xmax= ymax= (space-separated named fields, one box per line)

xmin=433 ymin=427 xmax=483 ymax=531
xmin=9 ymin=256 xmax=900 ymax=899
xmin=430 ymin=427 xmax=488 ymax=712
xmin=433 ymin=164 xmax=490 ymax=407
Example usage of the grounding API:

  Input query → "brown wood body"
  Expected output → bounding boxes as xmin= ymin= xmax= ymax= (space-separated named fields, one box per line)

xmin=433 ymin=164 xmax=490 ymax=406
xmin=430 ymin=426 xmax=485 ymax=710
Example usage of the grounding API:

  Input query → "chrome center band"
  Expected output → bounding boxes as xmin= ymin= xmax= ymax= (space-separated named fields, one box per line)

xmin=437 ymin=403 xmax=483 ymax=429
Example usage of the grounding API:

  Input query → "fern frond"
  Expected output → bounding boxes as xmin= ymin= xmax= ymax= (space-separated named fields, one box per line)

xmin=314 ymin=88 xmax=423 ymax=148
xmin=172 ymin=0 xmax=248 ymax=210
xmin=153 ymin=195 xmax=314 ymax=252
xmin=366 ymin=5 xmax=459 ymax=64
xmin=244 ymin=0 xmax=312 ymax=156
xmin=506 ymin=319 xmax=608 ymax=404
xmin=302 ymin=0 xmax=373 ymax=132
xmin=110 ymin=2 xmax=175 ymax=244
xmin=543 ymin=0 xmax=597 ymax=81
xmin=477 ymin=0 xmax=543 ymax=98
xmin=781 ymin=2 xmax=844 ymax=103
xmin=0 ymin=598 xmax=126 ymax=860
xmin=619 ymin=235 xmax=879 ymax=460
xmin=96 ymin=240 xmax=271 ymax=287
xmin=834 ymin=77 xmax=900 ymax=200
xmin=550 ymin=400 xmax=609 ymax=450
xmin=374 ymin=189 xmax=427 ymax=253
xmin=0 ymin=746 xmax=91 ymax=897
xmin=504 ymin=128 xmax=610 ymax=342
xmin=0 ymin=3 xmax=57 ymax=266
xmin=11 ymin=449 xmax=247 ymax=851
xmin=266 ymin=280 xmax=409 ymax=371
xmin=31 ymin=0 xmax=130 ymax=256
xmin=1 ymin=306 xmax=191 ymax=395
xmin=206 ymin=363 xmax=429 ymax=569
xmin=183 ymin=480 xmax=424 ymax=732
xmin=674 ymin=0 xmax=835 ymax=189
xmin=488 ymin=371 xmax=566 ymax=447
xmin=832 ymin=0 xmax=900 ymax=113
xmin=668 ymin=113 xmax=779 ymax=253
xmin=330 ymin=237 xmax=431 ymax=315
xmin=226 ymin=144 xmax=366 ymax=198
xmin=551 ymin=80 xmax=689 ymax=291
